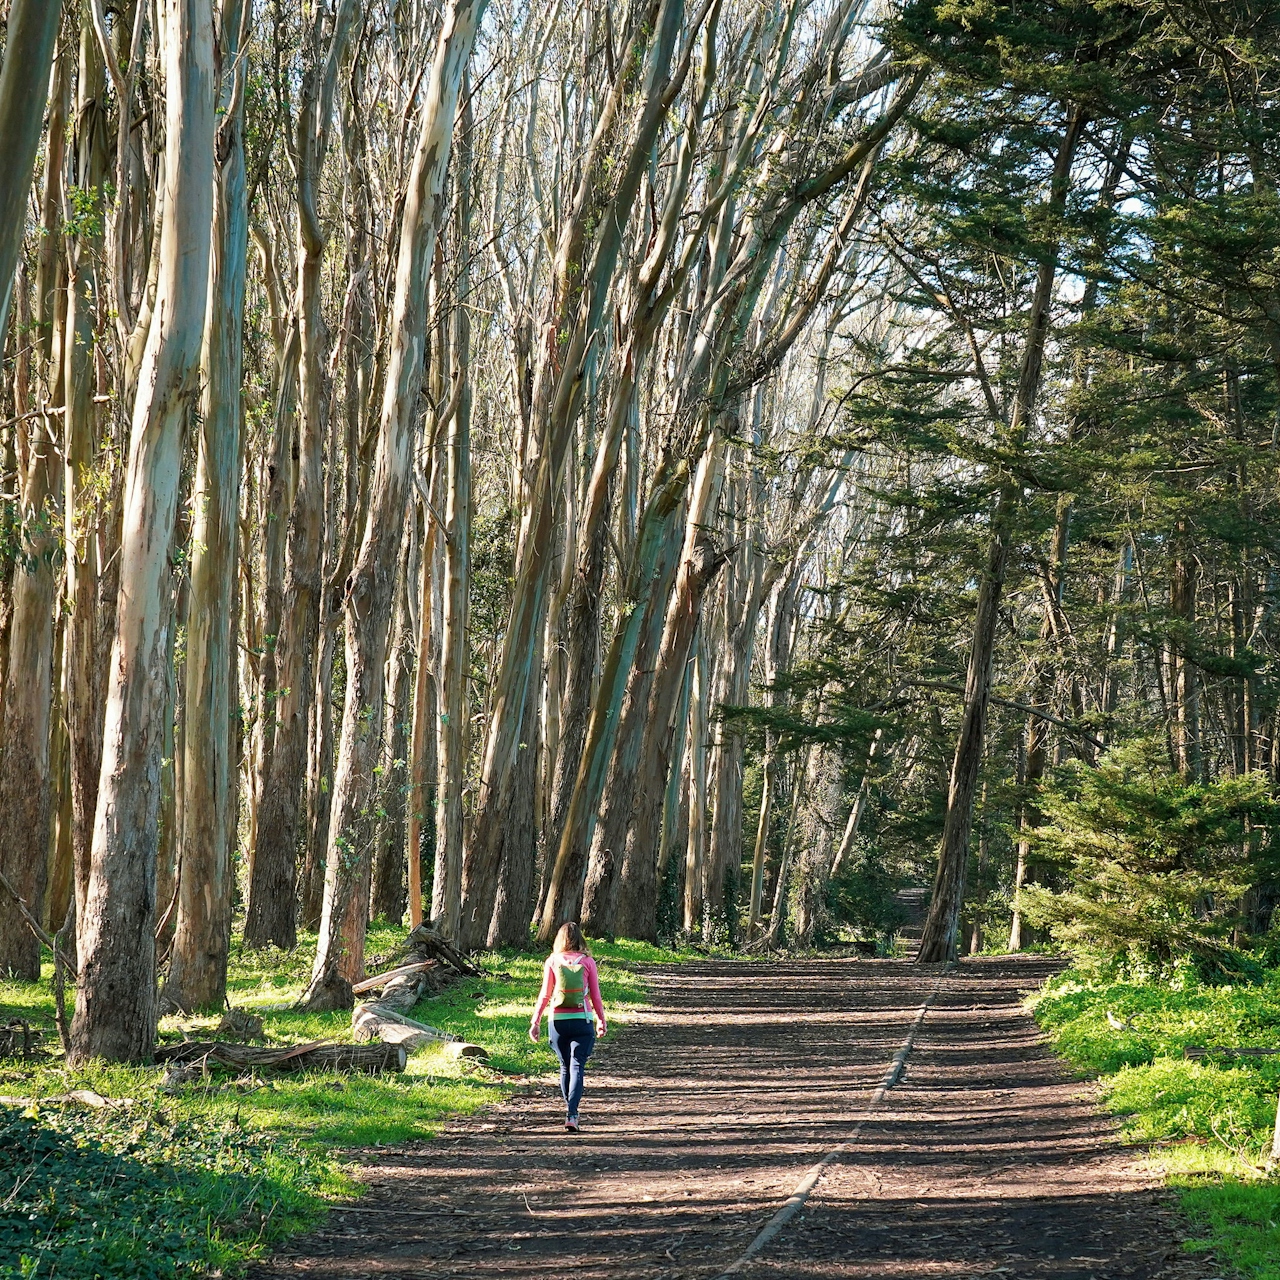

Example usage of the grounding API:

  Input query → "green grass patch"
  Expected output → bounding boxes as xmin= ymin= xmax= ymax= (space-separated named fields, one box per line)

xmin=1030 ymin=966 xmax=1280 ymax=1278
xmin=1177 ymin=1178 xmax=1280 ymax=1280
xmin=1 ymin=927 xmax=700 ymax=1278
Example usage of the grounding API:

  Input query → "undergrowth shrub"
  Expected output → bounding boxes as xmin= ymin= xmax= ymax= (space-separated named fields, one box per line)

xmin=1021 ymin=741 xmax=1280 ymax=978
xmin=1031 ymin=967 xmax=1280 ymax=1164
xmin=0 ymin=1101 xmax=337 ymax=1278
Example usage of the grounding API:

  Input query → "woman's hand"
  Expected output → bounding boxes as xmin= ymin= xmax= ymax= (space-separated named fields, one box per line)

xmin=597 ymin=1023 xmax=607 ymax=1039
xmin=528 ymin=1022 xmax=540 ymax=1042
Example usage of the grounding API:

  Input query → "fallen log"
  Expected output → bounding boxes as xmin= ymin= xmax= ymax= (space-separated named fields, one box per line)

xmin=354 ymin=1004 xmax=458 ymax=1051
xmin=352 ymin=1005 xmax=488 ymax=1059
xmin=155 ymin=1038 xmax=407 ymax=1074
xmin=1183 ymin=1045 xmax=1280 ymax=1060
xmin=347 ymin=922 xmax=487 ymax=1059
xmin=0 ymin=1089 xmax=130 ymax=1109
xmin=351 ymin=960 xmax=438 ymax=995
xmin=402 ymin=923 xmax=483 ymax=977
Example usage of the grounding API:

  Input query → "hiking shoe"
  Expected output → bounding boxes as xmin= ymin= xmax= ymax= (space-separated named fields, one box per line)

xmin=565 ymin=1117 xmax=579 ymax=1133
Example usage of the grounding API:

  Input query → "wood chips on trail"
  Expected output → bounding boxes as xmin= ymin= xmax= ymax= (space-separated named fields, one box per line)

xmin=249 ymin=957 xmax=1225 ymax=1280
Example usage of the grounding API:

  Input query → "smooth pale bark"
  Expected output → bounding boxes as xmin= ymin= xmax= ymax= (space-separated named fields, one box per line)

xmin=537 ymin=459 xmax=689 ymax=941
xmin=746 ymin=574 xmax=800 ymax=936
xmin=611 ymin=444 xmax=728 ymax=940
xmin=536 ymin=10 xmax=722 ymax=920
xmin=409 ymin=508 xmax=439 ymax=931
xmin=64 ymin=23 xmax=112 ymax=941
xmin=247 ymin=0 xmax=358 ymax=951
xmin=301 ymin=585 xmax=339 ymax=929
xmin=917 ymin=111 xmax=1084 ymax=964
xmin=0 ymin=50 xmax=68 ymax=979
xmin=433 ymin=79 xmax=474 ymax=941
xmin=704 ymin=528 xmax=767 ymax=932
xmin=166 ymin=0 xmax=249 ymax=1011
xmin=371 ymin=537 xmax=416 ymax=924
xmin=0 ymin=0 xmax=62 ymax=349
xmin=71 ymin=0 xmax=216 ymax=1063
xmin=304 ymin=0 xmax=486 ymax=1006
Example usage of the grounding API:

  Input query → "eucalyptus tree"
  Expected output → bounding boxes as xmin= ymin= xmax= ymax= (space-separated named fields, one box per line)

xmin=72 ymin=0 xmax=216 ymax=1063
xmin=244 ymin=0 xmax=359 ymax=953
xmin=304 ymin=0 xmax=489 ymax=1007
xmin=0 ymin=0 xmax=62 ymax=351
xmin=534 ymin=0 xmax=926 ymax=945
xmin=165 ymin=0 xmax=251 ymax=1011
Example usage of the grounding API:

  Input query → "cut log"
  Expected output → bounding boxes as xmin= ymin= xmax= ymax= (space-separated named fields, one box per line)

xmin=353 ymin=1003 xmax=458 ymax=1047
xmin=351 ymin=960 xmax=438 ymax=994
xmin=154 ymin=1038 xmax=407 ymax=1074
xmin=345 ymin=924 xmax=486 ymax=1058
xmin=443 ymin=1041 xmax=490 ymax=1060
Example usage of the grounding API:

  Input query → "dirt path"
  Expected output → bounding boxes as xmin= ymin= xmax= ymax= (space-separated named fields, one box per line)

xmin=251 ymin=957 xmax=1223 ymax=1280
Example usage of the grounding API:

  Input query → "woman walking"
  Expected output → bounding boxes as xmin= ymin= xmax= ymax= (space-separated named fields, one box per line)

xmin=529 ymin=922 xmax=607 ymax=1132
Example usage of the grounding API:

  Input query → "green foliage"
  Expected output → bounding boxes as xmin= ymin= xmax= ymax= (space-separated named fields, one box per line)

xmin=0 ymin=1106 xmax=340 ymax=1280
xmin=1032 ymin=968 xmax=1280 ymax=1074
xmin=1020 ymin=742 xmax=1279 ymax=976
xmin=826 ymin=838 xmax=908 ymax=945
xmin=1178 ymin=1180 xmax=1280 ymax=1280
xmin=1031 ymin=964 xmax=1280 ymax=1278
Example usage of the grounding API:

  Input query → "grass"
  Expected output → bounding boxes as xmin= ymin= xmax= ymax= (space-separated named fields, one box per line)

xmin=1030 ymin=966 xmax=1280 ymax=1279
xmin=1 ymin=925 xmax=698 ymax=1278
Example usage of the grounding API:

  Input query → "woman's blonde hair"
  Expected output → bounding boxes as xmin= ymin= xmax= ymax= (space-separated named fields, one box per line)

xmin=553 ymin=921 xmax=587 ymax=953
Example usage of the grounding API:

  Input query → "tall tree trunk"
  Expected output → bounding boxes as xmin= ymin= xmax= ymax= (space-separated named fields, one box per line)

xmin=464 ymin=0 xmax=696 ymax=949
xmin=916 ymin=109 xmax=1083 ymax=964
xmin=304 ymin=0 xmax=486 ymax=1004
xmin=64 ymin=18 xmax=112 ymax=955
xmin=246 ymin=1 xmax=357 ymax=949
xmin=0 ymin=0 xmax=63 ymax=349
xmin=683 ymin=633 xmax=709 ymax=933
xmin=433 ymin=76 xmax=473 ymax=941
xmin=611 ymin=447 xmax=728 ymax=940
xmin=71 ymin=0 xmax=216 ymax=1063
xmin=371 ymin=533 xmax=416 ymax=923
xmin=537 ymin=458 xmax=690 ymax=941
xmin=1008 ymin=491 xmax=1072 ymax=951
xmin=746 ymin=572 xmax=800 ymax=936
xmin=165 ymin=0 xmax=248 ymax=1010
xmin=1170 ymin=524 xmax=1201 ymax=780
xmin=0 ymin=47 xmax=68 ymax=979
xmin=247 ymin=324 xmax=299 ymax=876
xmin=704 ymin=530 xmax=766 ymax=938
xmin=409 ymin=504 xmax=439 ymax=930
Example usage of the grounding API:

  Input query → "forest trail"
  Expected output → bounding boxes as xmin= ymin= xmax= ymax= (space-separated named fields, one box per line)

xmin=251 ymin=958 xmax=1221 ymax=1280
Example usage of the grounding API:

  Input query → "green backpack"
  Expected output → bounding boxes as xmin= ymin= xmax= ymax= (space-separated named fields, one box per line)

xmin=552 ymin=960 xmax=587 ymax=1016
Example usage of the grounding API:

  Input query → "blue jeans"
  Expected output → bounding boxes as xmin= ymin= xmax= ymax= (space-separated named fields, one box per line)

xmin=548 ymin=1018 xmax=595 ymax=1119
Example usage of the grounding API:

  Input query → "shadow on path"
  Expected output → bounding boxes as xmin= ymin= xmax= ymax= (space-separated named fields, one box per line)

xmin=248 ymin=957 xmax=1222 ymax=1280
